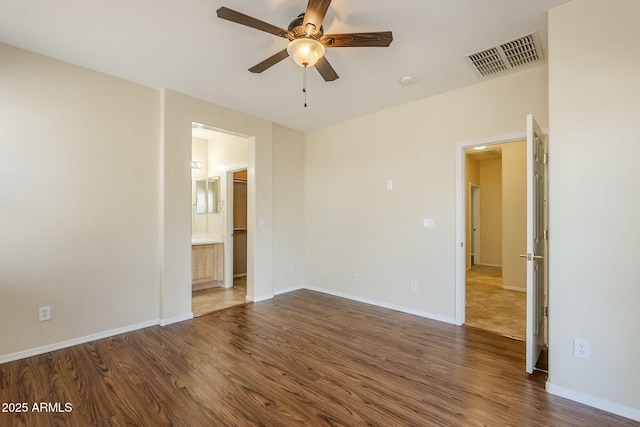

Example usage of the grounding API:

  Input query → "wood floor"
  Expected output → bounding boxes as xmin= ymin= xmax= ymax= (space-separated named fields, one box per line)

xmin=465 ymin=265 xmax=526 ymax=340
xmin=1 ymin=290 xmax=637 ymax=426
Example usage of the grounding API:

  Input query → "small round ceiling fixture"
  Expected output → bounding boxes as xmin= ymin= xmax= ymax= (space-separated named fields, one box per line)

xmin=399 ymin=75 xmax=415 ymax=86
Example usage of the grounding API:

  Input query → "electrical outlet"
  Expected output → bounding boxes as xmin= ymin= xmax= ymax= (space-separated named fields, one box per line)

xmin=288 ymin=266 xmax=294 ymax=274
xmin=354 ymin=273 xmax=359 ymax=281
xmin=38 ymin=306 xmax=51 ymax=322
xmin=410 ymin=281 xmax=418 ymax=291
xmin=573 ymin=338 xmax=591 ymax=360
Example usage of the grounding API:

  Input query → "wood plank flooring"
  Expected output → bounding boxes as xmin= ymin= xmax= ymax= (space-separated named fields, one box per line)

xmin=1 ymin=290 xmax=637 ymax=426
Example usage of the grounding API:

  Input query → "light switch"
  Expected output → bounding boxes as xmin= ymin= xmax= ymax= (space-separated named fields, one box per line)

xmin=258 ymin=217 xmax=265 ymax=227
xmin=386 ymin=180 xmax=393 ymax=190
xmin=423 ymin=218 xmax=434 ymax=229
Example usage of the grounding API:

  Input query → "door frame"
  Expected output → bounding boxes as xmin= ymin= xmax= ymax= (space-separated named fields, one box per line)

xmin=455 ymin=130 xmax=529 ymax=325
xmin=225 ymin=166 xmax=248 ymax=288
xmin=455 ymin=127 xmax=549 ymax=370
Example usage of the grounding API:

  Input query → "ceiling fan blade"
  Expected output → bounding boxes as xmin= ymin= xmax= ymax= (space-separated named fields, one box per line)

xmin=249 ymin=49 xmax=290 ymax=73
xmin=321 ymin=31 xmax=393 ymax=48
xmin=303 ymin=0 xmax=332 ymax=34
xmin=315 ymin=56 xmax=339 ymax=81
xmin=217 ymin=7 xmax=292 ymax=39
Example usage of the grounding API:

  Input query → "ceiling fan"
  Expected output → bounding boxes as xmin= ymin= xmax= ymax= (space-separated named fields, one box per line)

xmin=216 ymin=0 xmax=393 ymax=82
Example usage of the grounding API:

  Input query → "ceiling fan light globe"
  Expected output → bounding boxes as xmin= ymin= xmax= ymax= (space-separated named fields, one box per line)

xmin=287 ymin=38 xmax=325 ymax=67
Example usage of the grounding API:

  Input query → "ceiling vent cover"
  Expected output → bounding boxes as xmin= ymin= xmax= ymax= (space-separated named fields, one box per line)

xmin=465 ymin=32 xmax=542 ymax=78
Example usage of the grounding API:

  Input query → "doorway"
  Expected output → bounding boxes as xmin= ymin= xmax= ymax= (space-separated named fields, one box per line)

xmin=456 ymin=126 xmax=549 ymax=372
xmin=231 ymin=169 xmax=248 ymax=289
xmin=458 ymin=138 xmax=531 ymax=335
xmin=463 ymin=142 xmax=527 ymax=340
xmin=190 ymin=125 xmax=250 ymax=316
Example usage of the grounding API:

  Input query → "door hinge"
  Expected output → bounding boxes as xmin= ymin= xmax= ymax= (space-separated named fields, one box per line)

xmin=544 ymin=306 xmax=548 ymax=317
xmin=544 ymin=229 xmax=549 ymax=240
xmin=543 ymin=153 xmax=548 ymax=165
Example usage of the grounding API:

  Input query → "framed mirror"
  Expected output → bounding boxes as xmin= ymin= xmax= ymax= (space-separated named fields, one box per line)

xmin=195 ymin=177 xmax=220 ymax=214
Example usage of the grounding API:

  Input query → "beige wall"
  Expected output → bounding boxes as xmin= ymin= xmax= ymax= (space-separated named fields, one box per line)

xmin=161 ymin=89 xmax=274 ymax=317
xmin=547 ymin=0 xmax=640 ymax=417
xmin=304 ymin=65 xmax=548 ymax=321
xmin=0 ymin=43 xmax=161 ymax=357
xmin=501 ymin=141 xmax=526 ymax=290
xmin=272 ymin=124 xmax=305 ymax=293
xmin=478 ymin=159 xmax=502 ymax=266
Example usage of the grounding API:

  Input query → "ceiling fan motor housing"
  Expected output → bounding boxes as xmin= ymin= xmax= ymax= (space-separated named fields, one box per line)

xmin=288 ymin=13 xmax=324 ymax=39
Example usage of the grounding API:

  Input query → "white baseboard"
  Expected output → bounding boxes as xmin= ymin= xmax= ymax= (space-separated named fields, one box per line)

xmin=248 ymin=293 xmax=274 ymax=303
xmin=546 ymin=381 xmax=640 ymax=422
xmin=274 ymin=285 xmax=304 ymax=296
xmin=502 ymin=285 xmax=526 ymax=292
xmin=1 ymin=311 xmax=198 ymax=364
xmin=159 ymin=312 xmax=193 ymax=326
xmin=0 ymin=319 xmax=159 ymax=365
xmin=301 ymin=285 xmax=457 ymax=325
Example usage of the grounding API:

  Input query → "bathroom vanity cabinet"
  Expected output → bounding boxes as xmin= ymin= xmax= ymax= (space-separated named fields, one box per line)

xmin=191 ymin=243 xmax=223 ymax=286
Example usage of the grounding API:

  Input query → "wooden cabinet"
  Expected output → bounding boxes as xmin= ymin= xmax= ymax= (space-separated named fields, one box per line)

xmin=192 ymin=243 xmax=223 ymax=285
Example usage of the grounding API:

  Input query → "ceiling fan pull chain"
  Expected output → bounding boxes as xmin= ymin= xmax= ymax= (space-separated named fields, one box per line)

xmin=303 ymin=65 xmax=308 ymax=108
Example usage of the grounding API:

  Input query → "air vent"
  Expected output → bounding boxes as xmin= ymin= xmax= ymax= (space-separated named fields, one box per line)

xmin=464 ymin=33 xmax=543 ymax=78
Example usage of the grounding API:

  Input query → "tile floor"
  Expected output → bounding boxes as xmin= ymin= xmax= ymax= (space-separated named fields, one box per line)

xmin=192 ymin=276 xmax=249 ymax=317
xmin=465 ymin=265 xmax=526 ymax=340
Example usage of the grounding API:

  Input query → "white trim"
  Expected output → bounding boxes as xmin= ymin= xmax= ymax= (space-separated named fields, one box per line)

xmin=0 ymin=320 xmax=159 ymax=364
xmin=457 ymin=131 xmax=527 ymax=149
xmin=218 ymin=162 xmax=248 ymax=172
xmin=248 ymin=293 xmax=274 ymax=303
xmin=159 ymin=312 xmax=193 ymax=326
xmin=274 ymin=285 xmax=304 ymax=296
xmin=304 ymin=286 xmax=457 ymax=325
xmin=546 ymin=381 xmax=640 ymax=422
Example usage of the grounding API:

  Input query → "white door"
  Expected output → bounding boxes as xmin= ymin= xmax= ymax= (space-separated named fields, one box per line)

xmin=524 ymin=114 xmax=547 ymax=373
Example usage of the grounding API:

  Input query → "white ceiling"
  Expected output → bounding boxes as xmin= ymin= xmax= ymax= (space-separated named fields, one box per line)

xmin=0 ymin=0 xmax=569 ymax=132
